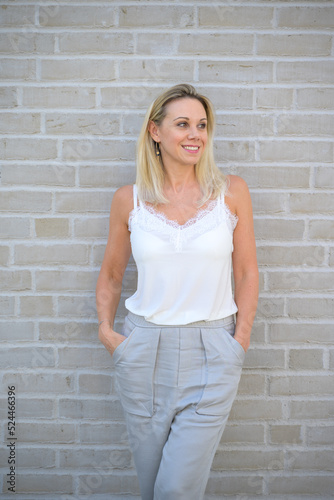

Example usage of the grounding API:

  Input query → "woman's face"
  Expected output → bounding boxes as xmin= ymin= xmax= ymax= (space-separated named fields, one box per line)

xmin=149 ymin=98 xmax=208 ymax=170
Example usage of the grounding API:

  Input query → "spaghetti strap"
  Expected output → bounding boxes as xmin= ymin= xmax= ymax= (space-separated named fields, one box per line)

xmin=133 ymin=184 xmax=138 ymax=209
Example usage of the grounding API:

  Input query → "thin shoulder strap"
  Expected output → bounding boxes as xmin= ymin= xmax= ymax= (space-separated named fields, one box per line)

xmin=133 ymin=184 xmax=138 ymax=209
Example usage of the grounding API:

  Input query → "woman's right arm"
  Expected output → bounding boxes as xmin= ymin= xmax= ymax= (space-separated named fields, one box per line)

xmin=95 ymin=185 xmax=133 ymax=356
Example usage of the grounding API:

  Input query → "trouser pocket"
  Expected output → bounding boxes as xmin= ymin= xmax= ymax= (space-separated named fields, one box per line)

xmin=113 ymin=316 xmax=161 ymax=417
xmin=196 ymin=325 xmax=245 ymax=416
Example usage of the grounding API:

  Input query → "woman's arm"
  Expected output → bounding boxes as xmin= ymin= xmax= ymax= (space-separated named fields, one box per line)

xmin=227 ymin=175 xmax=259 ymax=352
xmin=96 ymin=185 xmax=133 ymax=356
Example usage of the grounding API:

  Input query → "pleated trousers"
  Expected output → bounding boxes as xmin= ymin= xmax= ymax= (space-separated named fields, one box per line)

xmin=113 ymin=312 xmax=245 ymax=500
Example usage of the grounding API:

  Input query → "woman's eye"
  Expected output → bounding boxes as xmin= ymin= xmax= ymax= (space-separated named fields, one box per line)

xmin=198 ymin=123 xmax=206 ymax=129
xmin=177 ymin=122 xmax=187 ymax=127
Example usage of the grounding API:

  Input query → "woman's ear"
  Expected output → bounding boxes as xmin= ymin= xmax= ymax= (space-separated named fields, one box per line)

xmin=148 ymin=121 xmax=160 ymax=143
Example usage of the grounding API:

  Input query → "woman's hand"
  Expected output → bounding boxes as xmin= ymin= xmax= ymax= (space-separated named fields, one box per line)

xmin=98 ymin=322 xmax=126 ymax=356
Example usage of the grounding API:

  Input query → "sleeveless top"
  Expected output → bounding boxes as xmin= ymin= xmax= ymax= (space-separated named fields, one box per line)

xmin=125 ymin=185 xmax=238 ymax=325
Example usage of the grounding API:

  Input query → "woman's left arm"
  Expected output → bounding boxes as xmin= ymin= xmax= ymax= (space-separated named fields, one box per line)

xmin=228 ymin=175 xmax=259 ymax=352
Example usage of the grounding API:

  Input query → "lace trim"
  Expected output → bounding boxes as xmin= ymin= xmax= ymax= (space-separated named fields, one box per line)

xmin=128 ymin=197 xmax=238 ymax=252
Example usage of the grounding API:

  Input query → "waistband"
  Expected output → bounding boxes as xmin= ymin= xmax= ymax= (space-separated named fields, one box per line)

xmin=126 ymin=311 xmax=235 ymax=329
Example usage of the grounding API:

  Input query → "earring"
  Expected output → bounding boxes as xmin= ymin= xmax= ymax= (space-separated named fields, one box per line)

xmin=155 ymin=142 xmax=160 ymax=157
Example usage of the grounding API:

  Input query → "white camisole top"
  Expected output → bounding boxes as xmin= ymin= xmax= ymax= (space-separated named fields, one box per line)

xmin=125 ymin=185 xmax=238 ymax=325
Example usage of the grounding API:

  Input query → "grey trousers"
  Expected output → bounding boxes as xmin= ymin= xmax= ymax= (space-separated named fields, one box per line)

xmin=113 ymin=312 xmax=245 ymax=500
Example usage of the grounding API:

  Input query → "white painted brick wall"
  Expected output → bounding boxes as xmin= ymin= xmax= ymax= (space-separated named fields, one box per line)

xmin=0 ymin=1 xmax=333 ymax=498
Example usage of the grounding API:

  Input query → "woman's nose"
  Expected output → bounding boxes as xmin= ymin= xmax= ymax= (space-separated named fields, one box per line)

xmin=187 ymin=126 xmax=200 ymax=139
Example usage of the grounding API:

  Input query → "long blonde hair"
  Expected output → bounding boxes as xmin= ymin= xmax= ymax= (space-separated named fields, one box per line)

xmin=136 ymin=83 xmax=227 ymax=204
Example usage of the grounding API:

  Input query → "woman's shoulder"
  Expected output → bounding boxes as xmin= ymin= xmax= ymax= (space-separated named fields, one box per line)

xmin=224 ymin=175 xmax=251 ymax=214
xmin=110 ymin=184 xmax=135 ymax=220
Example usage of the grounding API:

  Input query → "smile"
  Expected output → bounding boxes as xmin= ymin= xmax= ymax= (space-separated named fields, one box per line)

xmin=182 ymin=146 xmax=200 ymax=152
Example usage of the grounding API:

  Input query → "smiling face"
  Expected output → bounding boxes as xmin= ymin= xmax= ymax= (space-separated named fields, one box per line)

xmin=149 ymin=97 xmax=208 ymax=170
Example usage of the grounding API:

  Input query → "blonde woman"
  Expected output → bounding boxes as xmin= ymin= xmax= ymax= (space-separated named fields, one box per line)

xmin=96 ymin=84 xmax=258 ymax=500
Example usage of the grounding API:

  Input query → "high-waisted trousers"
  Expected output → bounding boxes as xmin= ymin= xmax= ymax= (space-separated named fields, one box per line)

xmin=113 ymin=312 xmax=245 ymax=500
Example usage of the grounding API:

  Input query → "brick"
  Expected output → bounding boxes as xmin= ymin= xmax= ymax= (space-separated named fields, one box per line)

xmin=257 ymin=245 xmax=324 ymax=267
xmin=267 ymin=271 xmax=334 ymax=292
xmin=0 ymin=245 xmax=9 ymax=265
xmin=216 ymin=113 xmax=273 ymax=137
xmin=20 ymin=295 xmax=54 ymax=316
xmin=315 ymin=166 xmax=334 ymax=188
xmin=0 ymin=296 xmax=15 ymax=316
xmin=288 ymin=298 xmax=334 ymax=318
xmin=59 ymin=398 xmax=116 ymax=419
xmin=251 ymin=192 xmax=287 ymax=215
xmin=74 ymin=217 xmax=109 ymax=239
xmin=0 ymin=6 xmax=35 ymax=26
xmin=229 ymin=399 xmax=282 ymax=420
xmin=198 ymin=6 xmax=274 ymax=28
xmin=35 ymin=217 xmax=70 ymax=239
xmin=277 ymin=61 xmax=334 ymax=84
xmin=215 ymin=140 xmax=255 ymax=161
xmin=244 ymin=348 xmax=285 ymax=369
xmin=259 ymin=140 xmax=333 ymax=162
xmin=16 ymin=448 xmax=56 ymax=468
xmin=0 ymin=86 xmax=17 ymax=108
xmin=77 ymin=473 xmax=139 ymax=495
xmin=269 ymin=424 xmax=302 ymax=444
xmin=233 ymin=166 xmax=310 ymax=189
xmin=79 ymin=373 xmax=112 ymax=394
xmin=199 ymin=61 xmax=272 ymax=84
xmin=290 ymin=400 xmax=334 ymax=420
xmin=92 ymin=245 xmax=106 ymax=266
xmin=58 ymin=346 xmax=113 ymax=369
xmin=62 ymin=139 xmax=135 ymax=162
xmin=257 ymin=34 xmax=332 ymax=57
xmin=1 ymin=33 xmax=54 ymax=54
xmin=0 ymin=58 xmax=35 ymax=80
xmin=120 ymin=59 xmax=194 ymax=82
xmin=79 ymin=165 xmax=135 ymax=188
xmin=0 ymin=347 xmax=55 ymax=368
xmin=330 ymin=350 xmax=334 ymax=370
xmin=1 ymin=164 xmax=75 ymax=187
xmin=330 ymin=247 xmax=334 ymax=267
xmin=79 ymin=422 xmax=127 ymax=445
xmin=0 ymin=321 xmax=34 ymax=341
xmin=2 ymin=372 xmax=75 ymax=394
xmin=270 ymin=375 xmax=334 ymax=396
xmin=0 ymin=191 xmax=51 ymax=212
xmin=15 ymin=244 xmax=89 ymax=265
xmin=59 ymin=32 xmax=134 ymax=54
xmin=59 ymin=448 xmax=132 ymax=469
xmin=212 ymin=450 xmax=284 ymax=471
xmin=0 ymin=112 xmax=40 ymax=134
xmin=0 ymin=138 xmax=57 ymax=160
xmin=221 ymin=423 xmax=265 ymax=444
xmin=17 ymin=421 xmax=75 ymax=443
xmin=309 ymin=220 xmax=334 ymax=240
xmin=16 ymin=398 xmax=54 ymax=418
xmin=178 ymin=33 xmax=253 ymax=56
xmin=39 ymin=321 xmax=96 ymax=343
xmin=268 ymin=323 xmax=334 ymax=344
xmin=137 ymin=33 xmax=175 ymax=56
xmin=45 ymin=112 xmax=120 ymax=135
xmin=277 ymin=6 xmax=334 ymax=29
xmin=123 ymin=113 xmax=146 ymax=136
xmin=16 ymin=473 xmax=73 ymax=494
xmin=289 ymin=348 xmax=324 ymax=370
xmin=287 ymin=450 xmax=334 ymax=471
xmin=256 ymin=88 xmax=294 ymax=110
xmin=268 ymin=475 xmax=334 ymax=496
xmin=119 ymin=6 xmax=194 ymax=28
xmin=101 ymin=85 xmax=165 ymax=109
xmin=297 ymin=88 xmax=334 ymax=110
xmin=199 ymin=86 xmax=253 ymax=110
xmin=55 ymin=191 xmax=113 ymax=213
xmin=291 ymin=193 xmax=334 ymax=214
xmin=206 ymin=475 xmax=263 ymax=496
xmin=35 ymin=270 xmax=98 ymax=292
xmin=57 ymin=295 xmax=97 ymax=319
xmin=0 ymin=217 xmax=30 ymax=238
xmin=277 ymin=113 xmax=334 ymax=137
xmin=256 ymin=297 xmax=284 ymax=319
xmin=39 ymin=6 xmax=116 ymax=27
xmin=0 ymin=270 xmax=31 ymax=291
xmin=307 ymin=425 xmax=334 ymax=446
xmin=254 ymin=218 xmax=305 ymax=240
xmin=41 ymin=59 xmax=116 ymax=82
xmin=22 ymin=86 xmax=96 ymax=108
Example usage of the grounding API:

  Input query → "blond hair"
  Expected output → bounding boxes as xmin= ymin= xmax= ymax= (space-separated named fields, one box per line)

xmin=136 ymin=84 xmax=227 ymax=204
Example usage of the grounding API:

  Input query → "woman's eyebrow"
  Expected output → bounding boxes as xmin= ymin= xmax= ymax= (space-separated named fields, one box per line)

xmin=173 ymin=116 xmax=207 ymax=121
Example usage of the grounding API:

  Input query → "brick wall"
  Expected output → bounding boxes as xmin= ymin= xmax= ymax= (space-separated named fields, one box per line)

xmin=0 ymin=1 xmax=333 ymax=498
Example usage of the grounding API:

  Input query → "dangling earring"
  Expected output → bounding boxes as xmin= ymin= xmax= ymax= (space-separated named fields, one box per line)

xmin=155 ymin=142 xmax=160 ymax=157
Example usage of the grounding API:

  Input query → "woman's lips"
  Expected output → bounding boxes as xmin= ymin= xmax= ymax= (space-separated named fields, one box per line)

xmin=182 ymin=145 xmax=200 ymax=153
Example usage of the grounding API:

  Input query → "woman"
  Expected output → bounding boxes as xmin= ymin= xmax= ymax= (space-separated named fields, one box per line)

xmin=96 ymin=84 xmax=258 ymax=500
